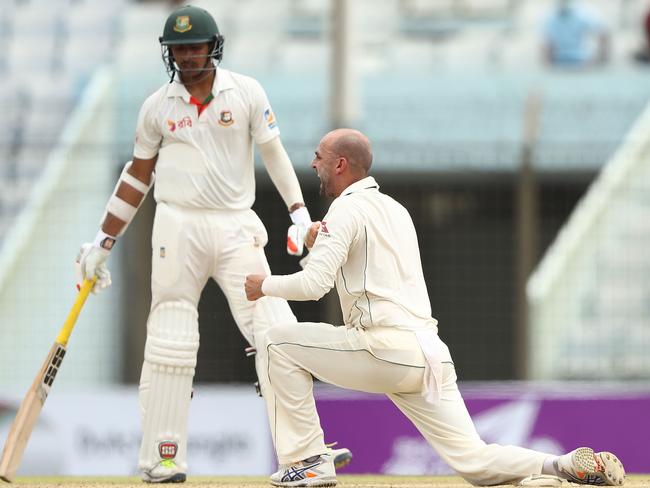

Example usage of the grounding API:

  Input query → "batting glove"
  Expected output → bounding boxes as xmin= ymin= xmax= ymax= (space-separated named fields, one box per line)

xmin=287 ymin=206 xmax=311 ymax=256
xmin=76 ymin=231 xmax=115 ymax=294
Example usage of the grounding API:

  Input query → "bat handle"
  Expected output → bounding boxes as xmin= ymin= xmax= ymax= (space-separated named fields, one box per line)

xmin=55 ymin=278 xmax=96 ymax=346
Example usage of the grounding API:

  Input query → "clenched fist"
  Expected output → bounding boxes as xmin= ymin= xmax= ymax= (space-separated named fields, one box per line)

xmin=245 ymin=274 xmax=267 ymax=301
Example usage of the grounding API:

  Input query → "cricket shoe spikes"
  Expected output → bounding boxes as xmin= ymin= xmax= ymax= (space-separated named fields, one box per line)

xmin=141 ymin=460 xmax=187 ymax=483
xmin=325 ymin=442 xmax=353 ymax=470
xmin=557 ymin=447 xmax=625 ymax=485
xmin=270 ymin=451 xmax=337 ymax=487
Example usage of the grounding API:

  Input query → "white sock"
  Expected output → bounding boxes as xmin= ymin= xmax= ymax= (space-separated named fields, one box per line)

xmin=542 ymin=456 xmax=561 ymax=476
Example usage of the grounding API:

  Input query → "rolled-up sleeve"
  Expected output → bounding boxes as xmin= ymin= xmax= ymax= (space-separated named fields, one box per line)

xmin=262 ymin=199 xmax=358 ymax=301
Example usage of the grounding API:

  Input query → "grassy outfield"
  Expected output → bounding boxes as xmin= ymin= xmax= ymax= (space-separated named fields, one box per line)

xmin=7 ymin=476 xmax=650 ymax=488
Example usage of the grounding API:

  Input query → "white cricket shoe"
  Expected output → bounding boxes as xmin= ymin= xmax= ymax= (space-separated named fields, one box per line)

xmin=270 ymin=451 xmax=337 ymax=487
xmin=557 ymin=447 xmax=625 ymax=485
xmin=141 ymin=460 xmax=187 ymax=483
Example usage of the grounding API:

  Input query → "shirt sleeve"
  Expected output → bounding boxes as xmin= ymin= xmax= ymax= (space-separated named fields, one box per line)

xmin=262 ymin=199 xmax=359 ymax=301
xmin=133 ymin=93 xmax=163 ymax=159
xmin=248 ymin=78 xmax=281 ymax=145
xmin=258 ymin=137 xmax=304 ymax=209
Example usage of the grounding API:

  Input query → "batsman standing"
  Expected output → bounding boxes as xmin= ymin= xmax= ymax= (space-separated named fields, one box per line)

xmin=77 ymin=5 xmax=350 ymax=483
xmin=245 ymin=128 xmax=626 ymax=487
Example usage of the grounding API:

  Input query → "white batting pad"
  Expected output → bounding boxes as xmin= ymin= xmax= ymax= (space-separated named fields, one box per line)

xmin=138 ymin=301 xmax=199 ymax=477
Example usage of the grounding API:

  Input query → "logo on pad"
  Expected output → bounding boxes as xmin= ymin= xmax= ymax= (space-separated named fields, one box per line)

xmin=159 ymin=441 xmax=178 ymax=460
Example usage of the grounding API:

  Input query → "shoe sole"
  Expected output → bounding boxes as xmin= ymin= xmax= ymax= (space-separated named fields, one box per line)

xmin=142 ymin=473 xmax=187 ymax=483
xmin=271 ymin=477 xmax=337 ymax=487
xmin=596 ymin=452 xmax=625 ymax=486
xmin=570 ymin=447 xmax=625 ymax=486
xmin=332 ymin=449 xmax=352 ymax=470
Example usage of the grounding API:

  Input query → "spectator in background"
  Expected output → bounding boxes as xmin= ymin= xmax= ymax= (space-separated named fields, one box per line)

xmin=633 ymin=7 xmax=650 ymax=63
xmin=542 ymin=0 xmax=609 ymax=67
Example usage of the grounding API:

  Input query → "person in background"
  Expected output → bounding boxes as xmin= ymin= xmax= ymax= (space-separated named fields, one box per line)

xmin=542 ymin=0 xmax=609 ymax=67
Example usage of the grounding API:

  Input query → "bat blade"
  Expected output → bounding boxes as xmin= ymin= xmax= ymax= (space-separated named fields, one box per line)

xmin=0 ymin=343 xmax=66 ymax=482
xmin=0 ymin=279 xmax=93 ymax=482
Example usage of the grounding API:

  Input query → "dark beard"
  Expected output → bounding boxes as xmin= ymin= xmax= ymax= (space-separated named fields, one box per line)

xmin=179 ymin=59 xmax=215 ymax=86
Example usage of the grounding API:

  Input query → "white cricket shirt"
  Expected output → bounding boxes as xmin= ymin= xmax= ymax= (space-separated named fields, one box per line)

xmin=133 ymin=67 xmax=280 ymax=210
xmin=264 ymin=176 xmax=452 ymax=404
xmin=263 ymin=176 xmax=439 ymax=332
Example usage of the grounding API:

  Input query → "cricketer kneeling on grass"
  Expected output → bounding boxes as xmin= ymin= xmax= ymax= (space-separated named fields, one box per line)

xmin=76 ymin=5 xmax=351 ymax=483
xmin=245 ymin=128 xmax=626 ymax=488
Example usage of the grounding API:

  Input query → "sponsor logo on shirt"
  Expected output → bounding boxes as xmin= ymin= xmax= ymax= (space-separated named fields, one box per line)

xmin=219 ymin=110 xmax=234 ymax=126
xmin=264 ymin=108 xmax=277 ymax=129
xmin=173 ymin=16 xmax=192 ymax=33
xmin=167 ymin=116 xmax=192 ymax=132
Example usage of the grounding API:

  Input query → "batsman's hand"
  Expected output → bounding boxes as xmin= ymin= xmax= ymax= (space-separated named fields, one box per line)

xmin=245 ymin=274 xmax=266 ymax=301
xmin=76 ymin=243 xmax=111 ymax=294
xmin=287 ymin=206 xmax=311 ymax=256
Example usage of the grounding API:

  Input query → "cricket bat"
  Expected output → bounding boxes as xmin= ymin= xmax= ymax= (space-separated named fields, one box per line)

xmin=0 ymin=278 xmax=95 ymax=482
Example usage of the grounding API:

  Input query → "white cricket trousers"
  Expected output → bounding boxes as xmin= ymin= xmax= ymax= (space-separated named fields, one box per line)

xmin=264 ymin=322 xmax=550 ymax=486
xmin=149 ymin=202 xmax=294 ymax=343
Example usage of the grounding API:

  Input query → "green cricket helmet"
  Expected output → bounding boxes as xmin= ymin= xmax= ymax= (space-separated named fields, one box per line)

xmin=159 ymin=5 xmax=225 ymax=81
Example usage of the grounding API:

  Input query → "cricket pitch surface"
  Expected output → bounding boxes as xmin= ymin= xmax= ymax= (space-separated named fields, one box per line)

xmin=7 ymin=476 xmax=650 ymax=488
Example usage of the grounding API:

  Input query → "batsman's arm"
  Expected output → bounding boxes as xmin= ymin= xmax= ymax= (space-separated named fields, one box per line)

xmin=100 ymin=156 xmax=157 ymax=238
xmin=258 ymin=137 xmax=305 ymax=210
xmin=258 ymin=137 xmax=314 ymax=256
xmin=78 ymin=156 xmax=157 ymax=289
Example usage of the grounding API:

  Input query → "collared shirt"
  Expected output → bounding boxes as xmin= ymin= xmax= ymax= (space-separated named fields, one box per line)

xmin=133 ymin=67 xmax=280 ymax=209
xmin=263 ymin=176 xmax=439 ymax=332
xmin=543 ymin=4 xmax=607 ymax=65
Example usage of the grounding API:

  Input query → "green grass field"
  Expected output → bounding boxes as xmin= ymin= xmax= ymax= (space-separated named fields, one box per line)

xmin=7 ymin=476 xmax=650 ymax=488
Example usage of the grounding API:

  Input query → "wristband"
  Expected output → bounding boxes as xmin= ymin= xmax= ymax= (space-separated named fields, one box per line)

xmin=290 ymin=206 xmax=311 ymax=227
xmin=93 ymin=230 xmax=116 ymax=251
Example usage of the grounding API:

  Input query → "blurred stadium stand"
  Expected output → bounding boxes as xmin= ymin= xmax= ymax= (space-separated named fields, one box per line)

xmin=0 ymin=0 xmax=649 ymax=389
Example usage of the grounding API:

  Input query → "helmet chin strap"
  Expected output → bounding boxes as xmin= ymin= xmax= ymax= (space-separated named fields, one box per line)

xmin=174 ymin=58 xmax=216 ymax=86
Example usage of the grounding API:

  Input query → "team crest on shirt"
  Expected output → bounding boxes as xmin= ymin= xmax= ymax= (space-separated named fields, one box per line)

xmin=173 ymin=16 xmax=192 ymax=33
xmin=219 ymin=110 xmax=234 ymax=126
xmin=264 ymin=108 xmax=277 ymax=129
xmin=319 ymin=221 xmax=330 ymax=234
